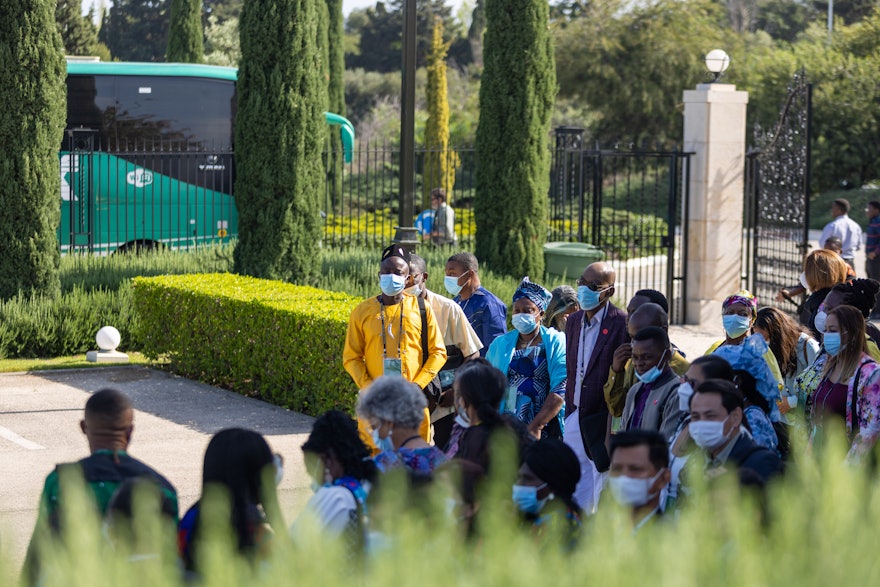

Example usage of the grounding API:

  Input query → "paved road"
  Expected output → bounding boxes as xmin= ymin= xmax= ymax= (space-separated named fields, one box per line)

xmin=0 ymin=366 xmax=315 ymax=574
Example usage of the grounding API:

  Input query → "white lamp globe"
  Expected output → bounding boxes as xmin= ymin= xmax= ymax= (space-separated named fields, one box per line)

xmin=96 ymin=326 xmax=121 ymax=351
xmin=705 ymin=49 xmax=730 ymax=75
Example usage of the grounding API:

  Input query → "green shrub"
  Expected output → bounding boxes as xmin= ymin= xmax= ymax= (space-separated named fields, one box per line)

xmin=132 ymin=273 xmax=362 ymax=415
xmin=0 ymin=284 xmax=136 ymax=359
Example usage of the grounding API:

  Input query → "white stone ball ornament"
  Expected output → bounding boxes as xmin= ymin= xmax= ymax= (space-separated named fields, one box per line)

xmin=96 ymin=326 xmax=121 ymax=351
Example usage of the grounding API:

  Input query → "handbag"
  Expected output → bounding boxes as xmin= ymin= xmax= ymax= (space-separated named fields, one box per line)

xmin=418 ymin=296 xmax=443 ymax=412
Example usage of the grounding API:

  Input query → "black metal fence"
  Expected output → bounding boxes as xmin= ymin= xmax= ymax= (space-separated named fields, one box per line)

xmin=549 ymin=129 xmax=692 ymax=324
xmin=61 ymin=131 xmax=236 ymax=253
xmin=742 ymin=73 xmax=812 ymax=312
xmin=320 ymin=142 xmax=477 ymax=248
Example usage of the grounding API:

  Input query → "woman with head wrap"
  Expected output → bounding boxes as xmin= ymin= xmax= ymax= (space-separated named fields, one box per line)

xmin=705 ymin=290 xmax=786 ymax=423
xmin=486 ymin=277 xmax=567 ymax=440
xmin=513 ymin=439 xmax=582 ymax=533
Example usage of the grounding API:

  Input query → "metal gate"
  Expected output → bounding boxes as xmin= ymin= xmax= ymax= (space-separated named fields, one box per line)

xmin=549 ymin=128 xmax=692 ymax=324
xmin=742 ymin=71 xmax=813 ymax=311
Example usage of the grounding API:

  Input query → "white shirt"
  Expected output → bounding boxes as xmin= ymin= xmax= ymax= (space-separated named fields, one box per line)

xmin=573 ymin=303 xmax=608 ymax=407
xmin=819 ymin=214 xmax=863 ymax=258
xmin=424 ymin=289 xmax=483 ymax=357
xmin=293 ymin=486 xmax=357 ymax=537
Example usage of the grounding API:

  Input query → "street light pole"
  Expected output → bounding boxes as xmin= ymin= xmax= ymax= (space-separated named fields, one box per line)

xmin=394 ymin=0 xmax=419 ymax=250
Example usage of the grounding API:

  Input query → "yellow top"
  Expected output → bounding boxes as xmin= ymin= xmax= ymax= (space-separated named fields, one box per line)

xmin=343 ymin=294 xmax=447 ymax=390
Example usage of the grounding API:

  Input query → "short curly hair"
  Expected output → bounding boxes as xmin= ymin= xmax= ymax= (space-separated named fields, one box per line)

xmin=356 ymin=376 xmax=427 ymax=429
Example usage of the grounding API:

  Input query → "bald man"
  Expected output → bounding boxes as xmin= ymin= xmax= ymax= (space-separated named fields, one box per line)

xmin=604 ymin=302 xmax=690 ymax=418
xmin=563 ymin=261 xmax=628 ymax=512
xmin=24 ymin=389 xmax=177 ymax=583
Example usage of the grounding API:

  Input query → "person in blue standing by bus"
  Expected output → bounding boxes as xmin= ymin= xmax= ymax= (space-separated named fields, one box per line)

xmin=444 ymin=252 xmax=507 ymax=357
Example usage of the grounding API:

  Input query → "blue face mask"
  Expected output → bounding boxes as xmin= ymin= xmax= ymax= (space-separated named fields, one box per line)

xmin=577 ymin=285 xmax=608 ymax=311
xmin=379 ymin=273 xmax=407 ymax=296
xmin=722 ymin=314 xmax=752 ymax=338
xmin=512 ymin=483 xmax=550 ymax=514
xmin=371 ymin=426 xmax=395 ymax=453
xmin=444 ymin=272 xmax=469 ymax=296
xmin=512 ymin=313 xmax=539 ymax=335
xmin=635 ymin=350 xmax=667 ymax=384
xmin=824 ymin=332 xmax=844 ymax=356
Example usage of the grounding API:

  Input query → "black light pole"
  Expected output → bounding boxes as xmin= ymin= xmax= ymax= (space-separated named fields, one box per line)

xmin=394 ymin=0 xmax=419 ymax=251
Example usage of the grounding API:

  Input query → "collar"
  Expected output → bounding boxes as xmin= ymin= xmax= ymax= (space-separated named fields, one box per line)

xmin=706 ymin=429 xmax=745 ymax=467
xmin=585 ymin=303 xmax=608 ymax=328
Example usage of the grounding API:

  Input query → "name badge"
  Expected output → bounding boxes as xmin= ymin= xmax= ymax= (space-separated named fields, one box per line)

xmin=383 ymin=358 xmax=403 ymax=377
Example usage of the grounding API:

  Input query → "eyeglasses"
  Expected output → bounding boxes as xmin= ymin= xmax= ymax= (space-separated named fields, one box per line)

xmin=576 ymin=278 xmax=609 ymax=292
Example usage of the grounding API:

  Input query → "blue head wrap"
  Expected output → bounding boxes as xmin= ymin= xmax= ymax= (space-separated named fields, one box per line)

xmin=512 ymin=276 xmax=552 ymax=312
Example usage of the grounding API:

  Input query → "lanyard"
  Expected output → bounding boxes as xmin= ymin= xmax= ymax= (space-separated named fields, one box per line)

xmin=378 ymin=297 xmax=405 ymax=359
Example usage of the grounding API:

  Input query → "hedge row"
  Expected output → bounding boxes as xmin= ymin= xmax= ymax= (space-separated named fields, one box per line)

xmin=132 ymin=273 xmax=363 ymax=416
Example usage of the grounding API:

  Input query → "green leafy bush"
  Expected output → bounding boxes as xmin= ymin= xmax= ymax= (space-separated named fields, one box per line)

xmin=133 ymin=273 xmax=362 ymax=415
xmin=0 ymin=285 xmax=135 ymax=359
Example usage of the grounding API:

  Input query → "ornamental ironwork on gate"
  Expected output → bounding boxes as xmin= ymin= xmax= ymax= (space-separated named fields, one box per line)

xmin=742 ymin=71 xmax=813 ymax=313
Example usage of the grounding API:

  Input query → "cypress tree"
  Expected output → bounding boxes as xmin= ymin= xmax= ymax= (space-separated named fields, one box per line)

xmin=474 ymin=0 xmax=556 ymax=278
xmin=326 ymin=0 xmax=345 ymax=210
xmin=56 ymin=0 xmax=99 ymax=55
xmin=422 ymin=18 xmax=458 ymax=206
xmin=167 ymin=0 xmax=205 ymax=62
xmin=0 ymin=0 xmax=66 ymax=300
xmin=233 ymin=0 xmax=327 ymax=282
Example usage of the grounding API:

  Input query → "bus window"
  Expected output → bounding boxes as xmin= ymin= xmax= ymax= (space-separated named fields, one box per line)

xmin=66 ymin=75 xmax=116 ymax=148
xmin=113 ymin=76 xmax=234 ymax=149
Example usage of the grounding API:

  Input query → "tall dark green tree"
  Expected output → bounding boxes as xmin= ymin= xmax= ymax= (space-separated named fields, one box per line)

xmin=474 ymin=0 xmax=556 ymax=278
xmin=167 ymin=0 xmax=204 ymax=62
xmin=233 ymin=0 xmax=328 ymax=281
xmin=346 ymin=0 xmax=455 ymax=73
xmin=100 ymin=0 xmax=170 ymax=62
xmin=326 ymin=0 xmax=346 ymax=209
xmin=0 ymin=0 xmax=66 ymax=299
xmin=56 ymin=0 xmax=99 ymax=55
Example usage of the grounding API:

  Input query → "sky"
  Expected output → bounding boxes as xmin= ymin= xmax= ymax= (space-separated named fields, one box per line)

xmin=84 ymin=0 xmax=468 ymax=18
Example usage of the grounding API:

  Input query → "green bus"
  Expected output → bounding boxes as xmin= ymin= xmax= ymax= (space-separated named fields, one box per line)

xmin=62 ymin=60 xmax=353 ymax=253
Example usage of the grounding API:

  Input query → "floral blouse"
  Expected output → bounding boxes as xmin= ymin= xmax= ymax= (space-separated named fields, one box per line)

xmin=797 ymin=352 xmax=880 ymax=462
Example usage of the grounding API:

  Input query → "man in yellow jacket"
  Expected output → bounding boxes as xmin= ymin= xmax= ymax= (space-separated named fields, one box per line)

xmin=343 ymin=244 xmax=446 ymax=452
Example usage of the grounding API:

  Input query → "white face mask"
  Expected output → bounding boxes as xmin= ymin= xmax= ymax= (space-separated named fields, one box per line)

xmin=677 ymin=382 xmax=694 ymax=413
xmin=405 ymin=283 xmax=422 ymax=297
xmin=689 ymin=416 xmax=731 ymax=450
xmin=608 ymin=469 xmax=665 ymax=507
xmin=799 ymin=272 xmax=809 ymax=291
xmin=814 ymin=311 xmax=827 ymax=333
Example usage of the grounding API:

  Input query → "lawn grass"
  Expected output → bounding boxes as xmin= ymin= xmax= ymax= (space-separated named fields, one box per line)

xmin=0 ymin=352 xmax=154 ymax=373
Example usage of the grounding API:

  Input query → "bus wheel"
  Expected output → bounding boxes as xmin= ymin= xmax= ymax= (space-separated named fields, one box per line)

xmin=115 ymin=240 xmax=164 ymax=255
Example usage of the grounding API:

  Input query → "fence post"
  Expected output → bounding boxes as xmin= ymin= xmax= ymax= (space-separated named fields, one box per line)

xmin=682 ymin=82 xmax=749 ymax=326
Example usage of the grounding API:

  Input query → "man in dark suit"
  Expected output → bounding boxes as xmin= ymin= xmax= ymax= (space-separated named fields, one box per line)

xmin=563 ymin=262 xmax=628 ymax=512
xmin=689 ymin=379 xmax=783 ymax=484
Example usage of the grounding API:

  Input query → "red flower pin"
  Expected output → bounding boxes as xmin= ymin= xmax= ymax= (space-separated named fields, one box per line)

xmin=602 ymin=328 xmax=609 ymax=335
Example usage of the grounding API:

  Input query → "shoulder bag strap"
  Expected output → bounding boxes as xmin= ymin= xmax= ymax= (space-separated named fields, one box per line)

xmin=418 ymin=296 xmax=429 ymax=366
xmin=850 ymin=360 xmax=871 ymax=438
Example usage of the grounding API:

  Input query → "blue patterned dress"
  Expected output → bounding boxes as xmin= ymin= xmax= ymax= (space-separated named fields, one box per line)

xmin=507 ymin=346 xmax=566 ymax=437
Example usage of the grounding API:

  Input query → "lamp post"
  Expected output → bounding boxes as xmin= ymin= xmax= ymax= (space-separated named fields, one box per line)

xmin=393 ymin=0 xmax=419 ymax=251
xmin=704 ymin=49 xmax=730 ymax=83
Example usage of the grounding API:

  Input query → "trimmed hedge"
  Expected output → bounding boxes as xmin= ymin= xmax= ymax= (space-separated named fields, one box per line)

xmin=133 ymin=273 xmax=363 ymax=415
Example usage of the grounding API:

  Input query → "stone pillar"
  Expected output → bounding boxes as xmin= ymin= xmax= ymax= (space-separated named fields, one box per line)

xmin=683 ymin=83 xmax=749 ymax=326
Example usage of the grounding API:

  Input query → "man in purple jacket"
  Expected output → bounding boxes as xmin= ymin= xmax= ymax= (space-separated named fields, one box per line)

xmin=563 ymin=262 xmax=628 ymax=512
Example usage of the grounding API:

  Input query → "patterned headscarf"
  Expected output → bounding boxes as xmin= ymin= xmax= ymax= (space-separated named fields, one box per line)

xmin=723 ymin=289 xmax=758 ymax=320
xmin=512 ymin=276 xmax=552 ymax=311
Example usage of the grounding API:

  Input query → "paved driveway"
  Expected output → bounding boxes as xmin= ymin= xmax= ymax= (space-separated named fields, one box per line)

xmin=0 ymin=366 xmax=315 ymax=574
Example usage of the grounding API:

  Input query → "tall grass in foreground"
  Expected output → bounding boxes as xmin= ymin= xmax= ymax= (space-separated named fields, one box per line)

xmin=8 ymin=430 xmax=880 ymax=587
